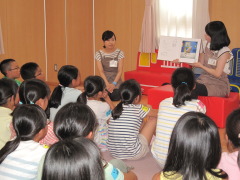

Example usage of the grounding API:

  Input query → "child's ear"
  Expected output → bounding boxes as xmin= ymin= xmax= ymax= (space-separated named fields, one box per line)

xmin=33 ymin=126 xmax=48 ymax=142
xmin=134 ymin=95 xmax=140 ymax=104
xmin=86 ymin=131 xmax=93 ymax=140
xmin=97 ymin=91 xmax=103 ymax=97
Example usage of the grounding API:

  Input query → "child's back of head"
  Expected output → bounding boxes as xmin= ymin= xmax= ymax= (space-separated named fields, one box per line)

xmin=42 ymin=137 xmax=104 ymax=180
xmin=20 ymin=62 xmax=45 ymax=81
xmin=163 ymin=111 xmax=227 ymax=180
xmin=54 ymin=102 xmax=98 ymax=140
xmin=0 ymin=78 xmax=18 ymax=107
xmin=78 ymin=75 xmax=105 ymax=104
xmin=0 ymin=104 xmax=47 ymax=163
xmin=171 ymin=67 xmax=195 ymax=107
xmin=112 ymin=79 xmax=141 ymax=120
xmin=49 ymin=65 xmax=80 ymax=109
xmin=19 ymin=79 xmax=50 ymax=106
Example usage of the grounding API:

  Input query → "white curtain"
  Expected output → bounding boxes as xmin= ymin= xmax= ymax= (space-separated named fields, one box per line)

xmin=192 ymin=0 xmax=210 ymax=39
xmin=155 ymin=0 xmax=209 ymax=48
xmin=0 ymin=21 xmax=4 ymax=54
xmin=139 ymin=0 xmax=156 ymax=53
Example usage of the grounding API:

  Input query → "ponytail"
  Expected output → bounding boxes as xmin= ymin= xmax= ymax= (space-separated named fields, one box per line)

xmin=112 ymin=79 xmax=141 ymax=120
xmin=112 ymin=102 xmax=123 ymax=120
xmin=49 ymin=65 xmax=79 ymax=108
xmin=19 ymin=79 xmax=50 ymax=105
xmin=49 ymin=85 xmax=63 ymax=108
xmin=173 ymin=84 xmax=192 ymax=107
xmin=77 ymin=76 xmax=105 ymax=105
xmin=0 ymin=138 xmax=20 ymax=163
xmin=0 ymin=105 xmax=47 ymax=164
xmin=77 ymin=91 xmax=87 ymax=104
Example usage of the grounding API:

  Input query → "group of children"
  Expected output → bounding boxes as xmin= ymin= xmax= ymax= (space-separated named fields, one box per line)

xmin=0 ymin=57 xmax=239 ymax=179
xmin=0 ymin=20 xmax=239 ymax=179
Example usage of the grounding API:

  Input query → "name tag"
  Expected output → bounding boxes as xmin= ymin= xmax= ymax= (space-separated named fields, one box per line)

xmin=208 ymin=58 xmax=217 ymax=66
xmin=109 ymin=60 xmax=118 ymax=67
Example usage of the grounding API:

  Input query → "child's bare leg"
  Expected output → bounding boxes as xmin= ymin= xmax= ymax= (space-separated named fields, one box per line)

xmin=124 ymin=171 xmax=138 ymax=180
xmin=140 ymin=116 xmax=157 ymax=144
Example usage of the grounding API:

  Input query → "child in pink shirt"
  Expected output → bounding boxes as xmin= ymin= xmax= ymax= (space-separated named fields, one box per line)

xmin=218 ymin=108 xmax=240 ymax=180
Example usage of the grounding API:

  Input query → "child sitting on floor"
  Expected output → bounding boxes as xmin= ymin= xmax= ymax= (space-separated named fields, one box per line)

xmin=0 ymin=105 xmax=48 ymax=179
xmin=151 ymin=67 xmax=206 ymax=168
xmin=218 ymin=108 xmax=240 ymax=179
xmin=0 ymin=79 xmax=18 ymax=149
xmin=77 ymin=75 xmax=114 ymax=151
xmin=108 ymin=79 xmax=157 ymax=160
xmin=0 ymin=59 xmax=21 ymax=86
xmin=152 ymin=112 xmax=228 ymax=180
xmin=42 ymin=102 xmax=137 ymax=180
xmin=42 ymin=137 xmax=104 ymax=180
xmin=11 ymin=79 xmax=58 ymax=146
xmin=49 ymin=65 xmax=82 ymax=121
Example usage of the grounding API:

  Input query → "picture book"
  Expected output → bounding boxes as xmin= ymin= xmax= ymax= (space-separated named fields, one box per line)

xmin=157 ymin=36 xmax=202 ymax=63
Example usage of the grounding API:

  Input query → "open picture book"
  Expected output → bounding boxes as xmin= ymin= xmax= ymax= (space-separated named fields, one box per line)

xmin=157 ymin=36 xmax=202 ymax=63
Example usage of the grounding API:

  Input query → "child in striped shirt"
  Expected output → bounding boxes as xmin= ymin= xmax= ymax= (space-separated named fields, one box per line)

xmin=108 ymin=79 xmax=157 ymax=160
xmin=151 ymin=67 xmax=206 ymax=168
xmin=0 ymin=105 xmax=48 ymax=180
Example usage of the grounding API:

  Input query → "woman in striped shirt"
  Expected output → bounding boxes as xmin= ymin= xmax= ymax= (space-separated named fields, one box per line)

xmin=95 ymin=30 xmax=124 ymax=101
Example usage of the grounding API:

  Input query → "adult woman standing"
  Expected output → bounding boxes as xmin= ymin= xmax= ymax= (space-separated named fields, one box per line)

xmin=95 ymin=30 xmax=124 ymax=101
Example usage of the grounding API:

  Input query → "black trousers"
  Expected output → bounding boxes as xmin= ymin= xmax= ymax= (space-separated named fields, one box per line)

xmin=191 ymin=82 xmax=208 ymax=99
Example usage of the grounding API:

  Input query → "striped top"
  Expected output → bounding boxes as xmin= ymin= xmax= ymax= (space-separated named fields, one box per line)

xmin=0 ymin=140 xmax=47 ymax=180
xmin=95 ymin=49 xmax=124 ymax=61
xmin=107 ymin=104 xmax=150 ymax=159
xmin=151 ymin=97 xmax=206 ymax=167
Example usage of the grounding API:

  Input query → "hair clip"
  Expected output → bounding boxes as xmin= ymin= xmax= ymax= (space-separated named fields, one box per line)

xmin=181 ymin=82 xmax=188 ymax=85
xmin=30 ymin=101 xmax=34 ymax=104
xmin=19 ymin=101 xmax=23 ymax=105
xmin=59 ymin=84 xmax=63 ymax=87
xmin=238 ymin=133 xmax=240 ymax=139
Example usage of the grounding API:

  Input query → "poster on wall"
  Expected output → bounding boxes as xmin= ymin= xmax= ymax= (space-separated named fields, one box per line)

xmin=157 ymin=36 xmax=201 ymax=63
xmin=139 ymin=53 xmax=150 ymax=67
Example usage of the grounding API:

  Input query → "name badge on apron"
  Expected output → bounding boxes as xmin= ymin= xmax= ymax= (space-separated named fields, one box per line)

xmin=109 ymin=60 xmax=118 ymax=67
xmin=208 ymin=58 xmax=217 ymax=66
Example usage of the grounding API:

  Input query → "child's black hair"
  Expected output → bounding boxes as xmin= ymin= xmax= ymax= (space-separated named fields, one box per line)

xmin=112 ymin=79 xmax=141 ymax=120
xmin=225 ymin=108 xmax=240 ymax=168
xmin=20 ymin=62 xmax=39 ymax=80
xmin=163 ymin=111 xmax=227 ymax=180
xmin=0 ymin=78 xmax=18 ymax=106
xmin=205 ymin=21 xmax=230 ymax=51
xmin=171 ymin=67 xmax=195 ymax=108
xmin=42 ymin=137 xmax=104 ymax=180
xmin=54 ymin=102 xmax=98 ymax=140
xmin=0 ymin=104 xmax=47 ymax=163
xmin=77 ymin=76 xmax=105 ymax=104
xmin=49 ymin=65 xmax=79 ymax=108
xmin=102 ymin=30 xmax=116 ymax=48
xmin=19 ymin=79 xmax=50 ymax=104
xmin=0 ymin=59 xmax=16 ymax=76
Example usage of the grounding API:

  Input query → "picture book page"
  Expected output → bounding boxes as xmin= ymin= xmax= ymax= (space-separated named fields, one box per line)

xmin=157 ymin=36 xmax=201 ymax=63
